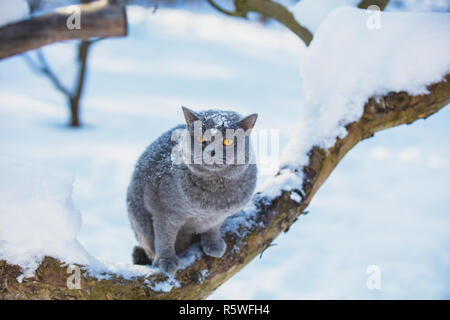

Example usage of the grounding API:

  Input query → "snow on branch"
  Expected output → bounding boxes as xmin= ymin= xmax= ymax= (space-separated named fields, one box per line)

xmin=1 ymin=73 xmax=449 ymax=299
xmin=0 ymin=0 xmax=127 ymax=60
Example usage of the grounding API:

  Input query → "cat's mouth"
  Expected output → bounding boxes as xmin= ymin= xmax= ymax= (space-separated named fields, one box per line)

xmin=203 ymin=163 xmax=226 ymax=170
xmin=189 ymin=162 xmax=227 ymax=173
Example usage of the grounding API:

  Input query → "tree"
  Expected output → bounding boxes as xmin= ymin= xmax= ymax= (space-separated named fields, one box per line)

xmin=19 ymin=0 xmax=118 ymax=127
xmin=23 ymin=39 xmax=98 ymax=127
xmin=0 ymin=0 xmax=449 ymax=299
xmin=0 ymin=0 xmax=127 ymax=127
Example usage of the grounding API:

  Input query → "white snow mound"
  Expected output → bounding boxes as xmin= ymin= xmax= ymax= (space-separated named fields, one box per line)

xmin=0 ymin=158 xmax=182 ymax=288
xmin=0 ymin=158 xmax=94 ymax=278
xmin=281 ymin=7 xmax=450 ymax=173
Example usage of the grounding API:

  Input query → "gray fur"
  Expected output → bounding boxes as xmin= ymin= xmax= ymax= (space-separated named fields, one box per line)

xmin=127 ymin=107 xmax=258 ymax=274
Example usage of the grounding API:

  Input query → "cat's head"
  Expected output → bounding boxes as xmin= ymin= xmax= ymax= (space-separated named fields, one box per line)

xmin=178 ymin=106 xmax=257 ymax=178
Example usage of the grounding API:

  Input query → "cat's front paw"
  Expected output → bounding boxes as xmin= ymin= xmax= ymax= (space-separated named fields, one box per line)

xmin=202 ymin=238 xmax=226 ymax=258
xmin=153 ymin=256 xmax=180 ymax=275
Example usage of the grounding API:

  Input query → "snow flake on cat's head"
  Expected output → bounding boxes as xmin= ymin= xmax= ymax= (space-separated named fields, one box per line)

xmin=199 ymin=110 xmax=241 ymax=129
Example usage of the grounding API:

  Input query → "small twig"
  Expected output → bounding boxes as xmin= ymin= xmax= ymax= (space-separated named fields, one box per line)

xmin=206 ymin=0 xmax=246 ymax=17
xmin=152 ymin=0 xmax=159 ymax=14
xmin=259 ymin=243 xmax=277 ymax=258
xmin=23 ymin=51 xmax=72 ymax=98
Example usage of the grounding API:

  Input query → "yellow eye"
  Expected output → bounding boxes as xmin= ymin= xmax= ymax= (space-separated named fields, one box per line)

xmin=196 ymin=136 xmax=205 ymax=143
xmin=223 ymin=138 xmax=233 ymax=146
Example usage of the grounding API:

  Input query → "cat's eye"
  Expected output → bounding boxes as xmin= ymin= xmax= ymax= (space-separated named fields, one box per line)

xmin=223 ymin=138 xmax=233 ymax=146
xmin=196 ymin=136 xmax=205 ymax=143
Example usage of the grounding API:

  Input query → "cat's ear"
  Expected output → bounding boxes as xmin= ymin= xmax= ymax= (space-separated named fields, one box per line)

xmin=236 ymin=113 xmax=258 ymax=131
xmin=182 ymin=106 xmax=199 ymax=126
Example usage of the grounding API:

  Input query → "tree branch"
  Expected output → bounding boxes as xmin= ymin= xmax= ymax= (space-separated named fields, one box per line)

xmin=207 ymin=0 xmax=393 ymax=46
xmin=1 ymin=74 xmax=449 ymax=299
xmin=23 ymin=51 xmax=73 ymax=98
xmin=358 ymin=0 xmax=390 ymax=10
xmin=206 ymin=0 xmax=246 ymax=17
xmin=22 ymin=38 xmax=97 ymax=127
xmin=0 ymin=0 xmax=127 ymax=60
xmin=72 ymin=40 xmax=92 ymax=112
xmin=245 ymin=0 xmax=313 ymax=45
xmin=206 ymin=0 xmax=313 ymax=46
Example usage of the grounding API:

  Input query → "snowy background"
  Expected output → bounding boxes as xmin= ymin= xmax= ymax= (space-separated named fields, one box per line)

xmin=0 ymin=0 xmax=450 ymax=299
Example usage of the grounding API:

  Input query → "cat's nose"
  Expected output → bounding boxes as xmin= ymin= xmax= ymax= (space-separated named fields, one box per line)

xmin=211 ymin=150 xmax=216 ymax=157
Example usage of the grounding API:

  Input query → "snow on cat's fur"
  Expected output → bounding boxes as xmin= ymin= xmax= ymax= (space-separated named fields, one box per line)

xmin=127 ymin=107 xmax=258 ymax=274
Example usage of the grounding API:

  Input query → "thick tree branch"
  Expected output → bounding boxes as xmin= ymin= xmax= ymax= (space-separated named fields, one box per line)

xmin=206 ymin=0 xmax=245 ymax=17
xmin=245 ymin=0 xmax=313 ymax=45
xmin=1 ymin=74 xmax=449 ymax=299
xmin=0 ymin=0 xmax=127 ymax=60
xmin=358 ymin=0 xmax=390 ymax=10
xmin=207 ymin=0 xmax=393 ymax=46
xmin=206 ymin=0 xmax=313 ymax=46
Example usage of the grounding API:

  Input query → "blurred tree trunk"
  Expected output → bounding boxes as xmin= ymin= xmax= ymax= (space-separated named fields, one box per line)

xmin=69 ymin=39 xmax=92 ymax=127
xmin=70 ymin=99 xmax=81 ymax=127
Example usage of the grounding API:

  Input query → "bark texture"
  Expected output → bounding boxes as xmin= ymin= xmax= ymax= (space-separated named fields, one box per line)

xmin=0 ymin=0 xmax=127 ymax=60
xmin=358 ymin=0 xmax=390 ymax=10
xmin=1 ymin=74 xmax=449 ymax=300
xmin=206 ymin=0 xmax=313 ymax=45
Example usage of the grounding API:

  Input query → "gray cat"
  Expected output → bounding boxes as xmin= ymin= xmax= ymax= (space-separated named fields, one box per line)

xmin=127 ymin=107 xmax=258 ymax=274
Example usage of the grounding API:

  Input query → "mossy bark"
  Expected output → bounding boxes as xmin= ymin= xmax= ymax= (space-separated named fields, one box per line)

xmin=1 ymin=74 xmax=449 ymax=300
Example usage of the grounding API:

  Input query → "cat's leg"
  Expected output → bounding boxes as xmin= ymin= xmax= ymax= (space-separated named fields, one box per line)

xmin=201 ymin=223 xmax=226 ymax=258
xmin=152 ymin=214 xmax=183 ymax=275
xmin=132 ymin=246 xmax=152 ymax=265
xmin=128 ymin=207 xmax=155 ymax=265
xmin=175 ymin=226 xmax=194 ymax=254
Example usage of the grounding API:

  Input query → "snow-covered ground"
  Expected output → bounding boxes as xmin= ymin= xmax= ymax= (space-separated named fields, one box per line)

xmin=0 ymin=1 xmax=449 ymax=299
